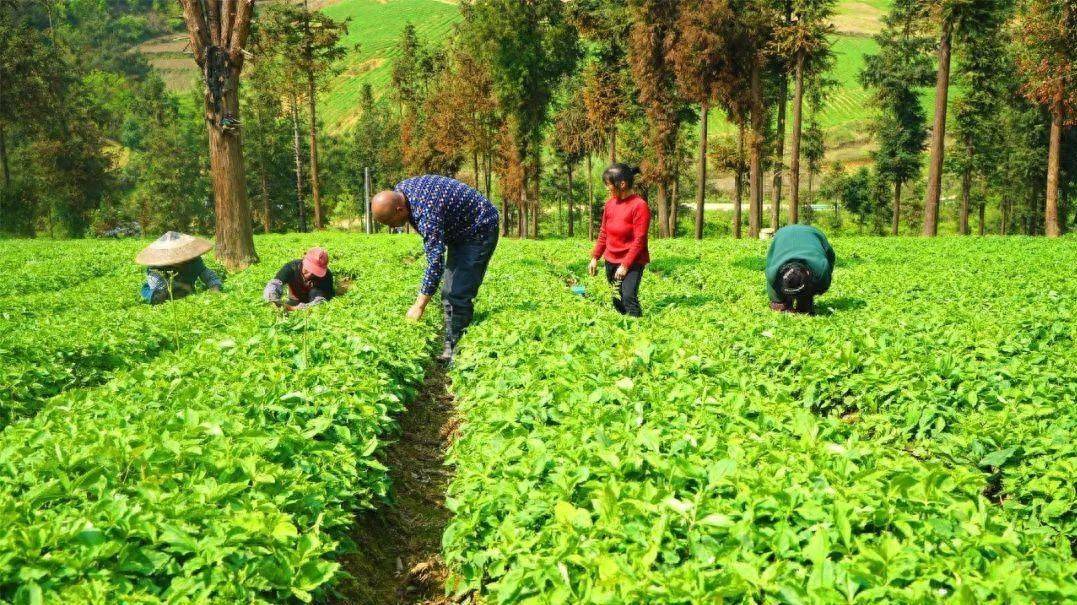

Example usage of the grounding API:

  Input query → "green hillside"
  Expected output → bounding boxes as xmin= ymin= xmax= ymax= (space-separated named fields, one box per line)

xmin=320 ymin=0 xmax=462 ymax=131
xmin=139 ymin=0 xmax=902 ymax=160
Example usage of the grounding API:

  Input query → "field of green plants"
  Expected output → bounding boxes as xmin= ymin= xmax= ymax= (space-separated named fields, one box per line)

xmin=445 ymin=237 xmax=1077 ymax=602
xmin=2 ymin=234 xmax=1074 ymax=603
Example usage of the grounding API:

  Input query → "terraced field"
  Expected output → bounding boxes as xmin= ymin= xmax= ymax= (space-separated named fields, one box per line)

xmin=320 ymin=0 xmax=462 ymax=131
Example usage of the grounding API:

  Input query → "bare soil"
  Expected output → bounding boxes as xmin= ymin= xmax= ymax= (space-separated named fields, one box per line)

xmin=331 ymin=363 xmax=465 ymax=605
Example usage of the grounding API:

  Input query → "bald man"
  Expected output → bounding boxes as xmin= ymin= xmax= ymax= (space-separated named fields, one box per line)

xmin=372 ymin=175 xmax=500 ymax=362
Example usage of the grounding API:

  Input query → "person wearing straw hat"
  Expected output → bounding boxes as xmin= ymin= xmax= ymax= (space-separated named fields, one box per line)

xmin=263 ymin=247 xmax=335 ymax=311
xmin=764 ymin=225 xmax=835 ymax=315
xmin=137 ymin=231 xmax=222 ymax=305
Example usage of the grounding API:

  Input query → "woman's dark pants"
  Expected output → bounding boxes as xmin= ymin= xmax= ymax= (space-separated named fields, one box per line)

xmin=442 ymin=227 xmax=499 ymax=348
xmin=605 ymin=261 xmax=644 ymax=317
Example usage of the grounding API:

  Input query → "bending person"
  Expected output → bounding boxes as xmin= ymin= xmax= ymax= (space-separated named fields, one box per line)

xmin=588 ymin=163 xmax=651 ymax=317
xmin=137 ymin=231 xmax=222 ymax=304
xmin=372 ymin=175 xmax=500 ymax=363
xmin=764 ymin=225 xmax=835 ymax=315
xmin=264 ymin=247 xmax=334 ymax=311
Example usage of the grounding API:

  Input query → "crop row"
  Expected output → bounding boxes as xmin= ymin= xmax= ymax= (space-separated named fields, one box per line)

xmin=1 ymin=246 xmax=275 ymax=428
xmin=0 ymin=239 xmax=141 ymax=298
xmin=0 ymin=235 xmax=435 ymax=602
xmin=443 ymin=237 xmax=1077 ymax=603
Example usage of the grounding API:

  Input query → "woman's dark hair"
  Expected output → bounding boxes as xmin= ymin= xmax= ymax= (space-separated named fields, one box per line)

xmin=602 ymin=163 xmax=641 ymax=188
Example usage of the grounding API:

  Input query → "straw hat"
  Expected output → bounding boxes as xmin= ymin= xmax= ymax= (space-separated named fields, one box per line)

xmin=135 ymin=231 xmax=214 ymax=266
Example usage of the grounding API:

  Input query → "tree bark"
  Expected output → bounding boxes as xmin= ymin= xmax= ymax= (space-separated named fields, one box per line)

xmin=609 ymin=131 xmax=617 ymax=163
xmin=531 ymin=167 xmax=540 ymax=239
xmin=978 ymin=201 xmax=985 ymax=236
xmin=484 ymin=152 xmax=492 ymax=201
xmin=892 ymin=179 xmax=902 ymax=236
xmin=771 ymin=74 xmax=788 ymax=230
xmin=1045 ymin=100 xmax=1063 ymax=238
xmin=207 ymin=93 xmax=257 ymax=269
xmin=567 ymin=162 xmax=575 ymax=237
xmin=298 ymin=0 xmax=324 ymax=230
xmin=472 ymin=151 xmax=480 ymax=191
xmin=695 ymin=101 xmax=708 ymax=240
xmin=291 ymin=97 xmax=307 ymax=232
xmin=748 ymin=58 xmax=765 ymax=239
xmin=788 ymin=51 xmax=805 ymax=226
xmin=923 ymin=16 xmax=953 ymax=237
xmin=959 ymin=148 xmax=972 ymax=236
xmin=181 ymin=0 xmax=257 ymax=269
xmin=0 ymin=121 xmax=10 ymax=189
xmin=518 ymin=175 xmax=528 ymax=238
xmin=670 ymin=175 xmax=679 ymax=237
xmin=734 ymin=123 xmax=746 ymax=239
xmin=656 ymin=181 xmax=671 ymax=239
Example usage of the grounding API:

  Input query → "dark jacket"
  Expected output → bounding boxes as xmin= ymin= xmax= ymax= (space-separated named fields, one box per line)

xmin=764 ymin=225 xmax=835 ymax=303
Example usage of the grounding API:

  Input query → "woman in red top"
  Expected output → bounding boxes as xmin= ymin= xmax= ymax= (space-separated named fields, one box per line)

xmin=588 ymin=163 xmax=652 ymax=317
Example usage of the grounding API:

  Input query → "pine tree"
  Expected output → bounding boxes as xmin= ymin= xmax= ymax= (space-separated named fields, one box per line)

xmin=861 ymin=0 xmax=935 ymax=236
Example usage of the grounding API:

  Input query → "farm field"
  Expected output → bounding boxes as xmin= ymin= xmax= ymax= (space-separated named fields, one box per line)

xmin=1 ymin=234 xmax=1075 ymax=603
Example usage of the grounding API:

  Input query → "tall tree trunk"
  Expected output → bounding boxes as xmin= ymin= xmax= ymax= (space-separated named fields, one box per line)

xmin=587 ymin=152 xmax=595 ymax=240
xmin=788 ymin=51 xmax=805 ymax=226
xmin=208 ymin=91 xmax=258 ymax=268
xmin=557 ymin=182 xmax=563 ymax=236
xmin=0 ymin=121 xmax=10 ymax=189
xmin=978 ymin=201 xmax=985 ymax=236
xmin=181 ymin=0 xmax=258 ymax=268
xmin=670 ymin=175 xmax=679 ymax=237
xmin=259 ymin=152 xmax=271 ymax=233
xmin=959 ymin=147 xmax=972 ymax=235
xmin=303 ymin=0 xmax=322 ymax=230
xmin=771 ymin=74 xmax=788 ymax=230
xmin=695 ymin=101 xmax=708 ymax=240
xmin=923 ymin=17 xmax=953 ymax=237
xmin=609 ymin=131 xmax=617 ymax=163
xmin=531 ymin=166 xmax=540 ymax=239
xmin=656 ymin=181 xmax=671 ymax=239
xmin=892 ymin=179 xmax=902 ymax=236
xmin=734 ymin=122 xmax=746 ymax=238
xmin=472 ymin=152 xmax=480 ymax=191
xmin=567 ymin=162 xmax=575 ymax=237
xmin=307 ymin=77 xmax=322 ymax=229
xmin=1045 ymin=100 xmax=1063 ymax=237
xmin=484 ymin=152 xmax=492 ymax=201
xmin=748 ymin=58 xmax=765 ymax=239
xmin=290 ymin=97 xmax=307 ymax=233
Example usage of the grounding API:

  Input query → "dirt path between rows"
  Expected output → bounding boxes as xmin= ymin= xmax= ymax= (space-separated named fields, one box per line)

xmin=332 ymin=363 xmax=464 ymax=605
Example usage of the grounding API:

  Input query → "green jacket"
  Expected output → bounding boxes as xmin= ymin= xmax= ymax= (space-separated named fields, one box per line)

xmin=764 ymin=225 xmax=835 ymax=302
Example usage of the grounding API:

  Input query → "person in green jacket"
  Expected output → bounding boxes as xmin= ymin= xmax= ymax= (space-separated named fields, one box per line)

xmin=764 ymin=225 xmax=835 ymax=315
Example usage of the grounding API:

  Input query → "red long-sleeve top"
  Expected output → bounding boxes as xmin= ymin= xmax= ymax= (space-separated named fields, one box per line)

xmin=591 ymin=194 xmax=651 ymax=267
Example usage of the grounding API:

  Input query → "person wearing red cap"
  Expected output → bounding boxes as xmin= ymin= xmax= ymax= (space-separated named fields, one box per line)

xmin=263 ymin=247 xmax=335 ymax=311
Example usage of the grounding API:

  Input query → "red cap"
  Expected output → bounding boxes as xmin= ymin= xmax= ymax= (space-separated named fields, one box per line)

xmin=302 ymin=247 xmax=329 ymax=278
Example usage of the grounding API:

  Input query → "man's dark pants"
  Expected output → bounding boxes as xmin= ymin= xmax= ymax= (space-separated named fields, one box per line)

xmin=605 ymin=260 xmax=644 ymax=317
xmin=442 ymin=225 xmax=499 ymax=347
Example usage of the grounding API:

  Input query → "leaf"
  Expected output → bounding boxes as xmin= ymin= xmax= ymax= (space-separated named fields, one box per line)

xmin=554 ymin=501 xmax=592 ymax=530
xmin=699 ymin=513 xmax=735 ymax=528
xmin=978 ymin=447 xmax=1016 ymax=468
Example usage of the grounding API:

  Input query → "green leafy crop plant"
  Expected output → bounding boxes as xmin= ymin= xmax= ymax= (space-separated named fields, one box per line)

xmin=0 ymin=234 xmax=436 ymax=603
xmin=444 ymin=237 xmax=1077 ymax=603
